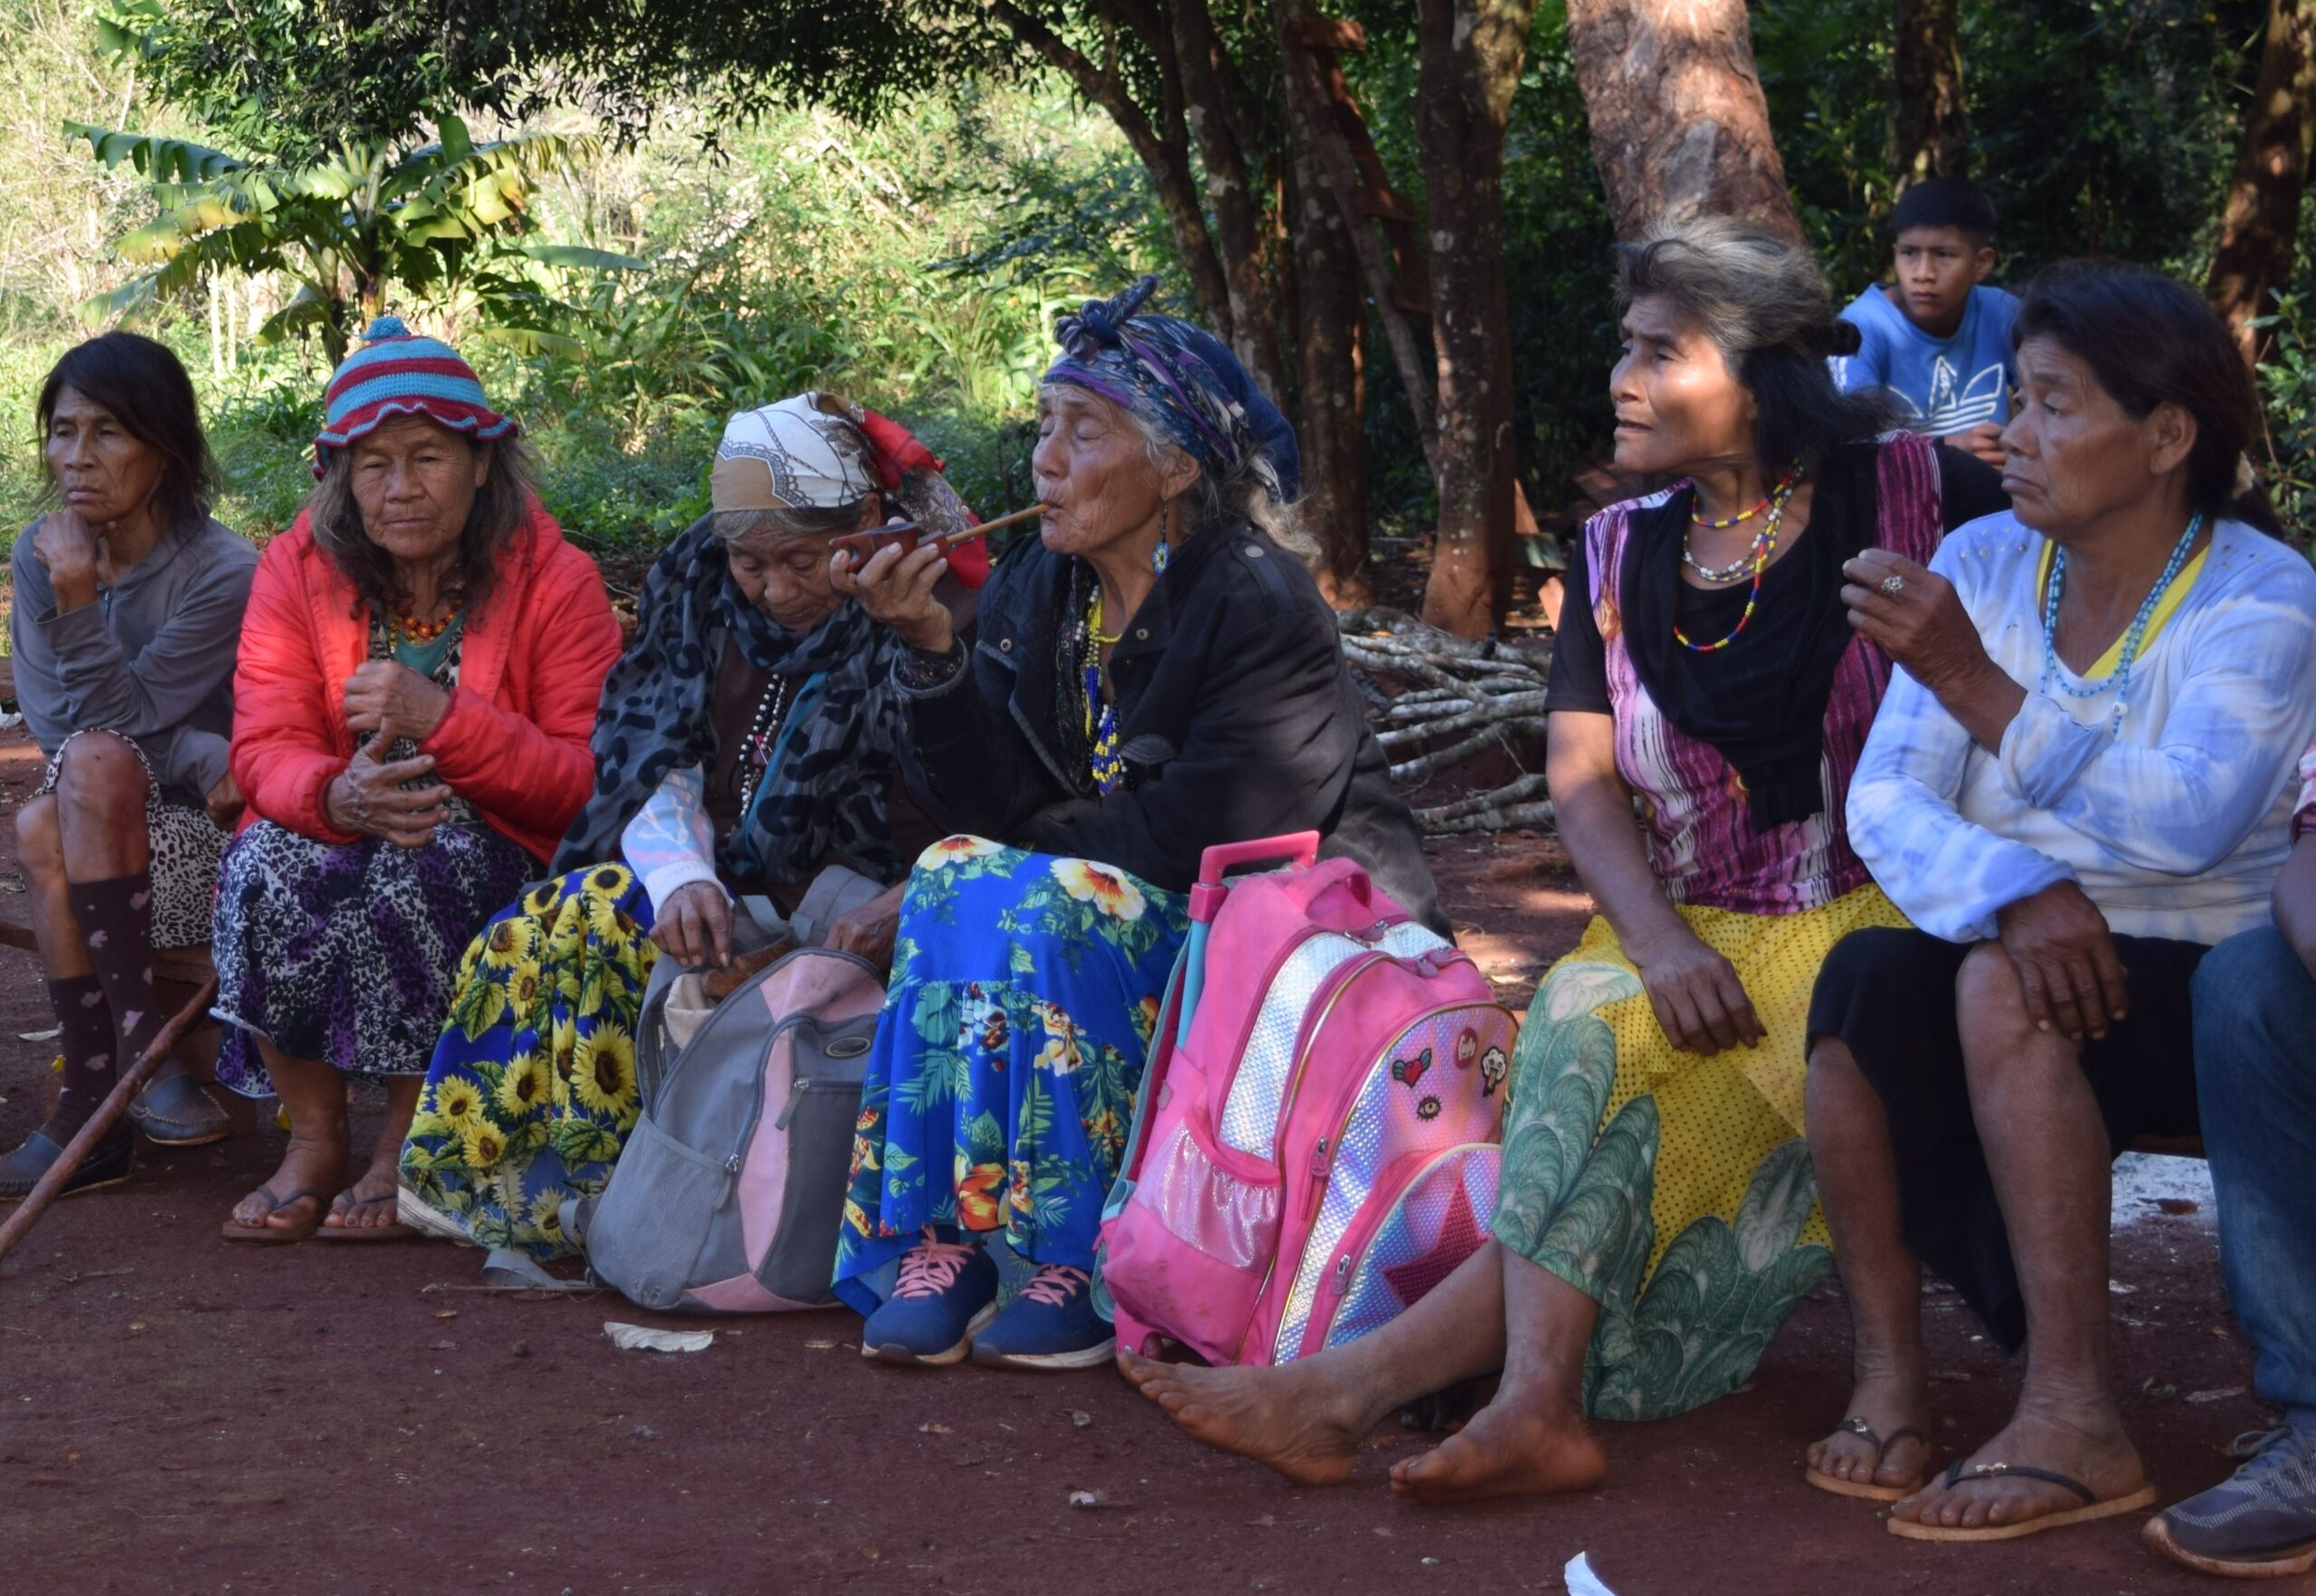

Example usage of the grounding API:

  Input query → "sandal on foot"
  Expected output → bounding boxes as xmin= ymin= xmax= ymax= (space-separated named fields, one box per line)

xmin=219 ymin=1184 xmax=327 ymax=1244
xmin=1807 ymin=1418 xmax=1930 ymax=1502
xmin=1888 ymin=1458 xmax=2158 ymax=1542
xmin=315 ymin=1189 xmax=416 ymax=1242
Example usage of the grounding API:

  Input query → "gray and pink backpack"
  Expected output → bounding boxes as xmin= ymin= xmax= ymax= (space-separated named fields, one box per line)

xmin=1098 ymin=834 xmax=1516 ymax=1364
xmin=568 ymin=946 xmax=882 ymax=1313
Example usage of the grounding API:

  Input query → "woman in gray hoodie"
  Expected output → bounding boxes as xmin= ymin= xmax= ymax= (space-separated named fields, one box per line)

xmin=2 ymin=332 xmax=257 ymax=1196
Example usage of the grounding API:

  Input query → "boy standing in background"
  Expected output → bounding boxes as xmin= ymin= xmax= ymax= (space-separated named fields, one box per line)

xmin=1833 ymin=176 xmax=2017 ymax=468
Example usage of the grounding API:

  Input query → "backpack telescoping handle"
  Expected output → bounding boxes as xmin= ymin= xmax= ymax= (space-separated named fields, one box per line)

xmin=1176 ymin=831 xmax=1322 ymax=1048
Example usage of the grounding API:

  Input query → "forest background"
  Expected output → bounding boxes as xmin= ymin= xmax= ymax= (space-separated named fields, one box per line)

xmin=6 ymin=0 xmax=2316 ymax=633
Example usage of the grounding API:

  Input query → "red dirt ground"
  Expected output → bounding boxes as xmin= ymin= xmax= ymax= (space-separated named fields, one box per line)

xmin=0 ymin=725 xmax=2269 ymax=1596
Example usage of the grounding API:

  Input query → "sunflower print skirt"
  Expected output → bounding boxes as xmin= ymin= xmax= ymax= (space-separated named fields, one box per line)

xmin=398 ymin=864 xmax=657 ymax=1258
xmin=1495 ymin=882 xmax=1908 ymax=1422
xmin=832 ymin=837 xmax=1189 ymax=1312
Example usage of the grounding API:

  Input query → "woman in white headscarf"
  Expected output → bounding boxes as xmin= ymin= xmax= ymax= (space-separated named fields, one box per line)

xmin=394 ymin=394 xmax=986 ymax=1255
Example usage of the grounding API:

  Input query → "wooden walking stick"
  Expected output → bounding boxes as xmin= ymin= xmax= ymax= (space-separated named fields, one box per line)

xmin=0 ymin=973 xmax=218 ymax=1268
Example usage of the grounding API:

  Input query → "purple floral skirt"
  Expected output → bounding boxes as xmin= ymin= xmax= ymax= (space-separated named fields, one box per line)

xmin=210 ymin=819 xmax=534 ymax=1095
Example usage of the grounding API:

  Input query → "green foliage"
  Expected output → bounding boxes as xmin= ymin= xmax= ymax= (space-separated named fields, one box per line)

xmin=2254 ymin=295 xmax=2316 ymax=547
xmin=1756 ymin=0 xmax=2254 ymax=292
xmin=101 ymin=0 xmax=992 ymax=159
xmin=73 ymin=112 xmax=634 ymax=365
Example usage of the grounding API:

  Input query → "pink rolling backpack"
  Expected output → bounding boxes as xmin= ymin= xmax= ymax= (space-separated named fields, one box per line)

xmin=1097 ymin=833 xmax=1516 ymax=1366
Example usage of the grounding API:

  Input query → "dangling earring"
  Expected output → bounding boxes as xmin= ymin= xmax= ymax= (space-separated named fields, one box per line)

xmin=1153 ymin=503 xmax=1172 ymax=575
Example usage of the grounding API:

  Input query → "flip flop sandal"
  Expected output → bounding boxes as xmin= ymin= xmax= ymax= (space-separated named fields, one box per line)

xmin=219 ymin=1184 xmax=327 ymax=1244
xmin=1806 ymin=1418 xmax=1930 ymax=1501
xmin=1887 ymin=1458 xmax=2159 ymax=1542
xmin=315 ymin=1190 xmax=417 ymax=1243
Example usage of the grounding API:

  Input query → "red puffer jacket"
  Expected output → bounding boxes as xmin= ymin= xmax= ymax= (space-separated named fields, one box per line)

xmin=230 ymin=500 xmax=622 ymax=865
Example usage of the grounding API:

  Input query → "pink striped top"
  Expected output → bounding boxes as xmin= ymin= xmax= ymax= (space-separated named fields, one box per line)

xmin=1579 ymin=433 xmax=1945 ymax=916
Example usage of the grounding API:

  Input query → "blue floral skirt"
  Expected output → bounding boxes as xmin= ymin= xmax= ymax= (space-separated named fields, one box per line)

xmin=833 ymin=837 xmax=1189 ymax=1312
xmin=398 ymin=864 xmax=658 ymax=1258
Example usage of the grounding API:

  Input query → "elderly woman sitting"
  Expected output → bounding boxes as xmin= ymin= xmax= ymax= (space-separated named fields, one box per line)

xmin=1 ymin=333 xmax=258 ymax=1196
xmin=1123 ymin=218 xmax=2008 ymax=1503
xmin=1804 ymin=266 xmax=2316 ymax=1538
xmin=831 ymin=278 xmax=1442 ymax=1370
xmin=211 ymin=318 xmax=622 ymax=1242
xmin=396 ymin=393 xmax=986 ymax=1256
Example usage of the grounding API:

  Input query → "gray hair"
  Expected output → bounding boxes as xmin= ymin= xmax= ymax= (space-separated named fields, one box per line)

xmin=1612 ymin=214 xmax=1887 ymax=472
xmin=1038 ymin=382 xmax=1315 ymax=561
xmin=1612 ymin=214 xmax=1842 ymax=364
xmin=308 ymin=428 xmax=536 ymax=621
xmin=709 ymin=499 xmax=869 ymax=550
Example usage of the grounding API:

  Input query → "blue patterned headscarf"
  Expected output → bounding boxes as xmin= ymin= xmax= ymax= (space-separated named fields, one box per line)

xmin=1041 ymin=276 xmax=1301 ymax=504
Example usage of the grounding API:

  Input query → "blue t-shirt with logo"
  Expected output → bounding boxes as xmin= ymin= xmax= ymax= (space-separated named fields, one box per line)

xmin=1832 ymin=282 xmax=2019 ymax=435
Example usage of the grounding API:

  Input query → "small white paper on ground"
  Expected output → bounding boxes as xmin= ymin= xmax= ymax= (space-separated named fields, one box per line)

xmin=1564 ymin=1553 xmax=1619 ymax=1596
xmin=603 ymin=1321 xmax=715 ymax=1354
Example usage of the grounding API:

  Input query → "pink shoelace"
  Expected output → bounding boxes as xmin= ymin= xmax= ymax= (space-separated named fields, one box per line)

xmin=892 ymin=1231 xmax=978 ymax=1299
xmin=1018 ymin=1263 xmax=1090 ymax=1308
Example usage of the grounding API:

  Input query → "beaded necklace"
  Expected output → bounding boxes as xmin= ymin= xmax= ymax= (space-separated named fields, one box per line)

xmin=2039 ymin=512 xmax=2203 ymax=735
xmin=734 ymin=672 xmax=794 ymax=819
xmin=1688 ymin=475 xmax=1781 ymax=531
xmin=389 ymin=581 xmax=465 ymax=646
xmin=1674 ymin=468 xmax=1803 ymax=653
xmin=1683 ymin=467 xmax=1800 ymax=581
xmin=1081 ymin=588 xmax=1125 ymax=793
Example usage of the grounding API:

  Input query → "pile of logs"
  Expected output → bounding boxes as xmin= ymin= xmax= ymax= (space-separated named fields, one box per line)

xmin=1336 ymin=608 xmax=1554 ymax=836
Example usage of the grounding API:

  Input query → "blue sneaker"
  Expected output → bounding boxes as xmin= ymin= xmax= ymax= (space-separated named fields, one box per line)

xmin=2145 ymin=1425 xmax=2316 ymax=1578
xmin=972 ymin=1264 xmax=1114 ymax=1370
xmin=859 ymin=1231 xmax=999 ymax=1366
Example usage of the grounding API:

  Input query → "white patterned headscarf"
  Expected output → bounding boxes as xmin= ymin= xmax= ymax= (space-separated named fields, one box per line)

xmin=710 ymin=392 xmax=882 ymax=512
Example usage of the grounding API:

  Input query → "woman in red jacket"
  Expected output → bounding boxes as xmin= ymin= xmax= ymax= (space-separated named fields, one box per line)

xmin=211 ymin=318 xmax=622 ymax=1243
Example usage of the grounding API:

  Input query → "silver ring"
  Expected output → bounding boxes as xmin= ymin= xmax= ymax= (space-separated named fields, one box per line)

xmin=1880 ymin=574 xmax=1906 ymax=596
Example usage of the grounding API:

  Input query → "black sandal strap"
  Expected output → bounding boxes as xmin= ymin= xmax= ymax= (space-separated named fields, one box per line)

xmin=1838 ymin=1419 xmax=1925 ymax=1466
xmin=1940 ymin=1459 xmax=2097 ymax=1504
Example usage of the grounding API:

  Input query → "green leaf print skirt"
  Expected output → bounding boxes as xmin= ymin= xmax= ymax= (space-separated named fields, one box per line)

xmin=1493 ymin=883 xmax=1907 ymax=1422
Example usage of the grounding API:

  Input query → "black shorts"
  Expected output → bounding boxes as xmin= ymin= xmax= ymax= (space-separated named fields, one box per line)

xmin=1807 ymin=925 xmax=2205 ymax=1351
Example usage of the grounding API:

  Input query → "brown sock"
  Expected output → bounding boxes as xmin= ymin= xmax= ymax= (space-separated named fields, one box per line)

xmin=65 ymin=873 xmax=164 ymax=1079
xmin=44 ymin=974 xmax=117 ymax=1139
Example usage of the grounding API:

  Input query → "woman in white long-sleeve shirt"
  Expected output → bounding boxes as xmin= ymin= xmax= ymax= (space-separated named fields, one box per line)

xmin=1797 ymin=265 xmax=2316 ymax=1540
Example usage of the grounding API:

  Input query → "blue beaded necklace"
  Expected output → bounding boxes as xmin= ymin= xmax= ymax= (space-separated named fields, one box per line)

xmin=2039 ymin=512 xmax=2204 ymax=735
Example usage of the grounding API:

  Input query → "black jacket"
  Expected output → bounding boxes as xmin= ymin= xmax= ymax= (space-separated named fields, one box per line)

xmin=898 ymin=520 xmax=1446 ymax=934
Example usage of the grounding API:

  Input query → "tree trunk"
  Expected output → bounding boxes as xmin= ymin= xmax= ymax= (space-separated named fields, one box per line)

xmin=1416 ymin=0 xmax=1534 ymax=638
xmin=1165 ymin=0 xmax=1291 ymax=400
xmin=2208 ymin=0 xmax=2316 ymax=365
xmin=1279 ymin=9 xmax=1440 ymax=470
xmin=988 ymin=0 xmax=1237 ymax=340
xmin=1894 ymin=0 xmax=1969 ymax=185
xmin=1563 ymin=0 xmax=1802 ymax=242
xmin=1283 ymin=109 xmax=1372 ymax=603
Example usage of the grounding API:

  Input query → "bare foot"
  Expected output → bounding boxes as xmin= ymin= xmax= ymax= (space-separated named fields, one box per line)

xmin=230 ymin=1135 xmax=344 ymax=1234
xmin=1388 ymin=1392 xmax=1607 ymax=1504
xmin=1806 ymin=1371 xmax=1930 ymax=1494
xmin=1119 ymin=1350 xmax=1367 ymax=1486
xmin=1893 ymin=1401 xmax=2146 ymax=1531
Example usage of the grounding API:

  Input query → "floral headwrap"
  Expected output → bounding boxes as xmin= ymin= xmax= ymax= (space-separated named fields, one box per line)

xmin=1041 ymin=276 xmax=1301 ymax=504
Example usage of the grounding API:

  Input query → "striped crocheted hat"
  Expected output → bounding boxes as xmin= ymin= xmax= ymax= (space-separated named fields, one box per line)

xmin=312 ymin=315 xmax=516 ymax=477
